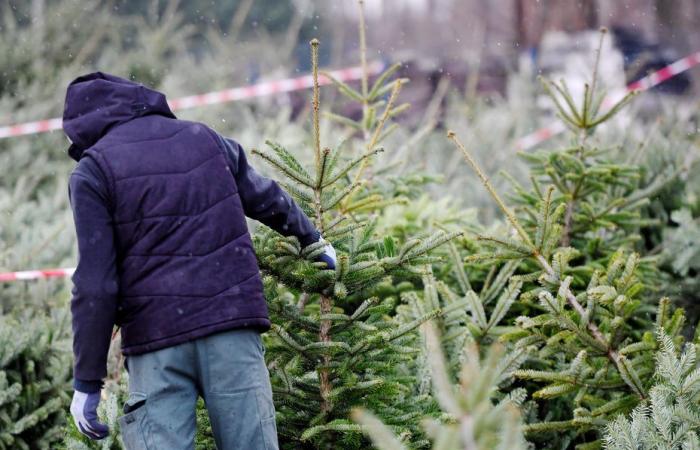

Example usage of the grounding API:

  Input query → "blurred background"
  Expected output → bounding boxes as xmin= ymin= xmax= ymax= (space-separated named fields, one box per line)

xmin=3 ymin=0 xmax=700 ymax=117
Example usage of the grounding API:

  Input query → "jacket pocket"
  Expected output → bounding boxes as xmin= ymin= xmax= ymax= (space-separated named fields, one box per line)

xmin=118 ymin=393 xmax=150 ymax=450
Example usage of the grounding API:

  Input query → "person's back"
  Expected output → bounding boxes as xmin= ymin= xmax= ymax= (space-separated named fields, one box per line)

xmin=64 ymin=73 xmax=336 ymax=449
xmin=87 ymin=113 xmax=269 ymax=354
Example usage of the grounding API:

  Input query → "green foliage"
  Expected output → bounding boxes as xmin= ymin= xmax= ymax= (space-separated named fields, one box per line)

xmin=253 ymin=35 xmax=459 ymax=449
xmin=444 ymin=31 xmax=694 ymax=449
xmin=0 ymin=312 xmax=71 ymax=450
xmin=113 ymin=0 xmax=300 ymax=38
xmin=603 ymin=331 xmax=700 ymax=450
xmin=195 ymin=398 xmax=217 ymax=450
xmin=662 ymin=209 xmax=700 ymax=307
xmin=354 ymin=321 xmax=528 ymax=450
xmin=396 ymin=262 xmax=525 ymax=379
xmin=0 ymin=4 xmax=698 ymax=450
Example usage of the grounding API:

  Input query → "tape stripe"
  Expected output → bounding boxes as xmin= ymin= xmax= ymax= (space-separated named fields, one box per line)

xmin=0 ymin=62 xmax=384 ymax=140
xmin=0 ymin=267 xmax=75 ymax=281
xmin=516 ymin=50 xmax=700 ymax=151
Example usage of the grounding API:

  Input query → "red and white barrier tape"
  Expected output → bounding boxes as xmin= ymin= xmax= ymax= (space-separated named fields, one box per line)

xmin=516 ymin=50 xmax=700 ymax=151
xmin=2 ymin=53 xmax=699 ymax=283
xmin=0 ymin=62 xmax=384 ymax=140
xmin=0 ymin=267 xmax=75 ymax=282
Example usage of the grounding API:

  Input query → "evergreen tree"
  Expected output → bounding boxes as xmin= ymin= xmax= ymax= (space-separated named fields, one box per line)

xmin=603 ymin=330 xmax=700 ymax=450
xmin=354 ymin=321 xmax=528 ymax=450
xmin=445 ymin=30 xmax=690 ymax=448
xmin=253 ymin=39 xmax=458 ymax=449
xmin=0 ymin=313 xmax=72 ymax=450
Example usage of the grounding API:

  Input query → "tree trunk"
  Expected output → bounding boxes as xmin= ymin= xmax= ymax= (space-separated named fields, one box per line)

xmin=318 ymin=294 xmax=332 ymax=414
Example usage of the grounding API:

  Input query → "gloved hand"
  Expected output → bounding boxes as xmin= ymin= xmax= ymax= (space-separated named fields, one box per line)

xmin=316 ymin=236 xmax=337 ymax=270
xmin=70 ymin=390 xmax=109 ymax=440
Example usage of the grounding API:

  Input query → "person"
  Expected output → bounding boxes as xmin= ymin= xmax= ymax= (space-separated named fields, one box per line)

xmin=64 ymin=72 xmax=336 ymax=450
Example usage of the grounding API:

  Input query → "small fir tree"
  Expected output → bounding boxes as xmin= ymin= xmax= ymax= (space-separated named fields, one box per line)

xmin=603 ymin=330 xmax=700 ymax=450
xmin=253 ymin=39 xmax=458 ymax=449
xmin=445 ymin=30 xmax=690 ymax=448
xmin=354 ymin=321 xmax=529 ymax=450
xmin=448 ymin=122 xmax=686 ymax=450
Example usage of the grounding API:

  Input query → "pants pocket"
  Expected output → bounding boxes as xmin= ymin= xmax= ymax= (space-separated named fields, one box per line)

xmin=260 ymin=416 xmax=279 ymax=450
xmin=259 ymin=336 xmax=266 ymax=356
xmin=256 ymin=388 xmax=278 ymax=449
xmin=118 ymin=393 xmax=149 ymax=450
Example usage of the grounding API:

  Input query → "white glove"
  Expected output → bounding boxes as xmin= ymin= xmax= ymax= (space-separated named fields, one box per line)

xmin=70 ymin=390 xmax=109 ymax=440
xmin=317 ymin=236 xmax=337 ymax=270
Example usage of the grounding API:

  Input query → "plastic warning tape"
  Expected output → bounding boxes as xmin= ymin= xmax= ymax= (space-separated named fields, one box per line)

xmin=4 ymin=54 xmax=698 ymax=282
xmin=0 ymin=61 xmax=384 ymax=140
xmin=0 ymin=267 xmax=75 ymax=282
xmin=516 ymin=51 xmax=700 ymax=151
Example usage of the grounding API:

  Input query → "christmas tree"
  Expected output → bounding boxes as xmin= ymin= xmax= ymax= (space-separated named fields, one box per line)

xmin=603 ymin=330 xmax=700 ymax=450
xmin=253 ymin=38 xmax=458 ymax=449
xmin=354 ymin=321 xmax=529 ymax=450
xmin=445 ymin=30 xmax=690 ymax=448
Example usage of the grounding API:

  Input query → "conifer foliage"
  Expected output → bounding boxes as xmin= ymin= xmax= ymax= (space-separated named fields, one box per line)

xmin=253 ymin=39 xmax=458 ymax=449
xmin=0 ymin=313 xmax=71 ymax=450
xmin=2 ymin=4 xmax=698 ymax=450
xmin=354 ymin=321 xmax=529 ymax=450
xmin=603 ymin=331 xmax=700 ymax=450
xmin=445 ymin=30 xmax=689 ymax=448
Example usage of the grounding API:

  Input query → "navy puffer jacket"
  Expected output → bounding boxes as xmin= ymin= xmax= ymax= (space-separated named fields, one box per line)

xmin=64 ymin=73 xmax=319 ymax=390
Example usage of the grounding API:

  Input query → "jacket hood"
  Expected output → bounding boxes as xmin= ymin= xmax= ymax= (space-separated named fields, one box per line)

xmin=63 ymin=72 xmax=175 ymax=161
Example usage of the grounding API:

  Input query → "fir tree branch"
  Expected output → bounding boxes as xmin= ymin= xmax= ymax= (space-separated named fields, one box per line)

xmin=342 ymin=80 xmax=403 ymax=211
xmin=251 ymin=148 xmax=315 ymax=187
xmin=367 ymin=62 xmax=402 ymax=101
xmin=447 ymin=131 xmax=534 ymax=248
xmin=322 ymin=148 xmax=384 ymax=188
xmin=352 ymin=409 xmax=408 ymax=450
xmin=310 ymin=38 xmax=322 ymax=172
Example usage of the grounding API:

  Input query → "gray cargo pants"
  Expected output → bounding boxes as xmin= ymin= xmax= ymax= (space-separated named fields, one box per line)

xmin=117 ymin=328 xmax=279 ymax=450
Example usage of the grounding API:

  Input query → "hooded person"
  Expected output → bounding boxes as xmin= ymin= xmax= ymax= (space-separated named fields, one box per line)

xmin=64 ymin=72 xmax=336 ymax=449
